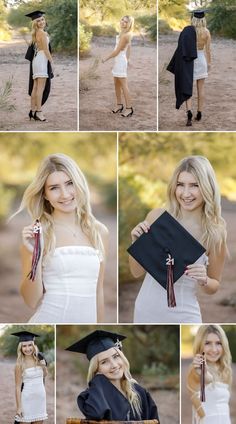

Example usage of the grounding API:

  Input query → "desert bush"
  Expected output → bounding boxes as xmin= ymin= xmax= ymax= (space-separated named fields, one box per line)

xmin=80 ymin=23 xmax=93 ymax=56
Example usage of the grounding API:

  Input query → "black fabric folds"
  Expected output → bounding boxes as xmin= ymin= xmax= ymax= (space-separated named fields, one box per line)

xmin=167 ymin=25 xmax=197 ymax=109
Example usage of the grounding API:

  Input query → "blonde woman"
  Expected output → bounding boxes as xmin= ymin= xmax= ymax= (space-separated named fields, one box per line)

xmin=186 ymin=10 xmax=211 ymax=126
xmin=102 ymin=16 xmax=134 ymax=117
xmin=25 ymin=11 xmax=54 ymax=122
xmin=129 ymin=156 xmax=226 ymax=323
xmin=187 ymin=325 xmax=232 ymax=423
xmin=15 ymin=153 xmax=108 ymax=323
xmin=13 ymin=331 xmax=48 ymax=423
xmin=66 ymin=330 xmax=159 ymax=421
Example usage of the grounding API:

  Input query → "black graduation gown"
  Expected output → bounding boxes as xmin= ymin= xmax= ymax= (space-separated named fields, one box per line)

xmin=167 ymin=25 xmax=197 ymax=109
xmin=27 ymin=43 xmax=53 ymax=106
xmin=77 ymin=374 xmax=159 ymax=422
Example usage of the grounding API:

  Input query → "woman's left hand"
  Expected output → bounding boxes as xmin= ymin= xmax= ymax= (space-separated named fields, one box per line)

xmin=185 ymin=264 xmax=208 ymax=285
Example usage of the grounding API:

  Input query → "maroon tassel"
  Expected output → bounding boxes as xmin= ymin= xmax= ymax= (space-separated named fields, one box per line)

xmin=28 ymin=219 xmax=41 ymax=281
xmin=166 ymin=253 xmax=176 ymax=307
xmin=200 ymin=352 xmax=206 ymax=402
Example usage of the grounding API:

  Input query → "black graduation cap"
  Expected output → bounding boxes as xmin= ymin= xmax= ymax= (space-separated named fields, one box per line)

xmin=127 ymin=211 xmax=206 ymax=306
xmin=192 ymin=9 xmax=207 ymax=19
xmin=25 ymin=10 xmax=45 ymax=21
xmin=11 ymin=331 xmax=40 ymax=342
xmin=66 ymin=330 xmax=126 ymax=360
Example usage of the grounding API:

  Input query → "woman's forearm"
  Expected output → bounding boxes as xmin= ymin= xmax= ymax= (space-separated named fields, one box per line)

xmin=129 ymin=255 xmax=145 ymax=278
xmin=201 ymin=277 xmax=219 ymax=294
xmin=15 ymin=386 xmax=21 ymax=409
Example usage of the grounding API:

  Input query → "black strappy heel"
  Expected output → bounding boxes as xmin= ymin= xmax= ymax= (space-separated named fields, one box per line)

xmin=186 ymin=110 xmax=193 ymax=126
xmin=34 ymin=111 xmax=47 ymax=122
xmin=121 ymin=106 xmax=134 ymax=117
xmin=29 ymin=110 xmax=36 ymax=120
xmin=112 ymin=104 xmax=123 ymax=113
xmin=195 ymin=111 xmax=202 ymax=121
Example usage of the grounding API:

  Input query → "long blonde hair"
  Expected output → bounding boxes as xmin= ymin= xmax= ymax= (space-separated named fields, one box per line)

xmin=31 ymin=17 xmax=46 ymax=44
xmin=193 ymin=325 xmax=232 ymax=386
xmin=87 ymin=348 xmax=142 ymax=417
xmin=16 ymin=341 xmax=39 ymax=371
xmin=14 ymin=153 xmax=104 ymax=261
xmin=191 ymin=16 xmax=207 ymax=40
xmin=167 ymin=156 xmax=227 ymax=253
xmin=120 ymin=15 xmax=134 ymax=34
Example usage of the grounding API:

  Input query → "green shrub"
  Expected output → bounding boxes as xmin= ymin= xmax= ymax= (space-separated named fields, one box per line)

xmin=158 ymin=18 xmax=172 ymax=35
xmin=90 ymin=24 xmax=117 ymax=37
xmin=80 ymin=23 xmax=93 ymax=56
xmin=136 ymin=14 xmax=157 ymax=41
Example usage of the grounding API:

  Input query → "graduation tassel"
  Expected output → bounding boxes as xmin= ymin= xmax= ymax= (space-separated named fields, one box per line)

xmin=166 ymin=253 xmax=176 ymax=307
xmin=200 ymin=352 xmax=206 ymax=402
xmin=28 ymin=219 xmax=42 ymax=282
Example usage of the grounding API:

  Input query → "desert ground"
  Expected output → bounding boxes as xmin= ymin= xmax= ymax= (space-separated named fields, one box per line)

xmin=79 ymin=36 xmax=157 ymax=131
xmin=159 ymin=33 xmax=236 ymax=131
xmin=0 ymin=35 xmax=77 ymax=131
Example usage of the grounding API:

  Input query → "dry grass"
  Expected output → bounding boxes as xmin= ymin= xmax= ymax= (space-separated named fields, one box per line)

xmin=0 ymin=77 xmax=15 ymax=111
xmin=79 ymin=56 xmax=100 ymax=91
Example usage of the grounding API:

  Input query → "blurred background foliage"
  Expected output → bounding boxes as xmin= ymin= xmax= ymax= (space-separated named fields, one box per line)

xmin=119 ymin=132 xmax=236 ymax=283
xmin=0 ymin=132 xmax=117 ymax=223
xmin=57 ymin=325 xmax=179 ymax=383
xmin=182 ymin=325 xmax=236 ymax=362
xmin=1 ymin=0 xmax=77 ymax=52
xmin=159 ymin=0 xmax=236 ymax=39
xmin=80 ymin=0 xmax=156 ymax=56
xmin=0 ymin=324 xmax=55 ymax=375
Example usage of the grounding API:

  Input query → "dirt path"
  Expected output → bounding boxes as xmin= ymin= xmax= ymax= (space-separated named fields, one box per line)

xmin=159 ymin=33 xmax=236 ymax=130
xmin=0 ymin=37 xmax=77 ymax=131
xmin=56 ymin=348 xmax=179 ymax=424
xmin=119 ymin=203 xmax=236 ymax=323
xmin=0 ymin=356 xmax=54 ymax=424
xmin=0 ymin=193 xmax=117 ymax=323
xmin=181 ymin=358 xmax=236 ymax=424
xmin=79 ymin=36 xmax=157 ymax=131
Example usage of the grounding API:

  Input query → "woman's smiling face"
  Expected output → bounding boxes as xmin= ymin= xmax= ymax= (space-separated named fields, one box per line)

xmin=204 ymin=332 xmax=223 ymax=363
xmin=175 ymin=171 xmax=204 ymax=212
xmin=44 ymin=171 xmax=77 ymax=214
xmin=97 ymin=348 xmax=124 ymax=382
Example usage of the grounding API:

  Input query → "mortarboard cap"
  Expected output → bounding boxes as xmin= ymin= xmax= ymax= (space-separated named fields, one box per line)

xmin=11 ymin=331 xmax=40 ymax=342
xmin=66 ymin=330 xmax=126 ymax=360
xmin=25 ymin=10 xmax=45 ymax=21
xmin=127 ymin=211 xmax=206 ymax=306
xmin=192 ymin=10 xmax=207 ymax=19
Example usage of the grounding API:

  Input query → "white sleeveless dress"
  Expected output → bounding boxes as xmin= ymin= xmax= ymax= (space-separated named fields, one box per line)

xmin=134 ymin=253 xmax=208 ymax=323
xmin=28 ymin=246 xmax=101 ymax=323
xmin=193 ymin=382 xmax=231 ymax=424
xmin=32 ymin=36 xmax=49 ymax=79
xmin=193 ymin=50 xmax=208 ymax=80
xmin=15 ymin=366 xmax=47 ymax=423
xmin=112 ymin=35 xmax=129 ymax=78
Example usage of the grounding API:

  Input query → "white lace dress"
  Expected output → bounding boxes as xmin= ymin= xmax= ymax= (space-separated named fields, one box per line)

xmin=134 ymin=253 xmax=208 ymax=323
xmin=32 ymin=36 xmax=49 ymax=79
xmin=15 ymin=366 xmax=47 ymax=423
xmin=28 ymin=246 xmax=101 ymax=323
xmin=112 ymin=35 xmax=129 ymax=78
xmin=193 ymin=382 xmax=231 ymax=424
xmin=193 ymin=50 xmax=208 ymax=80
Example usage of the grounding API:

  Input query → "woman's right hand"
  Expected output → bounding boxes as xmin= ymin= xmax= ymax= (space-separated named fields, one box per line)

xmin=15 ymin=408 xmax=23 ymax=418
xmin=22 ymin=222 xmax=43 ymax=253
xmin=131 ymin=220 xmax=150 ymax=242
xmin=192 ymin=354 xmax=205 ymax=375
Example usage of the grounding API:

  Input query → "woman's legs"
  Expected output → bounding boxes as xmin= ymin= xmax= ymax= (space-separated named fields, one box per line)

xmin=196 ymin=78 xmax=205 ymax=116
xmin=31 ymin=79 xmax=38 ymax=111
xmin=185 ymin=98 xmax=193 ymax=126
xmin=112 ymin=77 xmax=123 ymax=112
xmin=119 ymin=77 xmax=133 ymax=116
xmin=35 ymin=77 xmax=47 ymax=111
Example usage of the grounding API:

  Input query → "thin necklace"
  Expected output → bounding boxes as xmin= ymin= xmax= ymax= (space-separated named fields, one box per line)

xmin=53 ymin=220 xmax=78 ymax=238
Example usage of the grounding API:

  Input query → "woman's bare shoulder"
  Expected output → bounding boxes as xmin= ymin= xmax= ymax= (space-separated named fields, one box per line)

xmin=146 ymin=208 xmax=165 ymax=225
